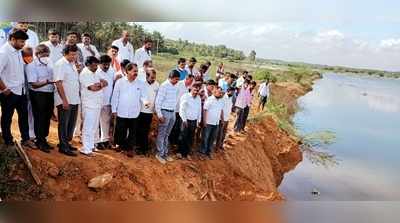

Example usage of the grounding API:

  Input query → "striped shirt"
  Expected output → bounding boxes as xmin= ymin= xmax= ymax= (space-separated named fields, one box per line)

xmin=155 ymin=80 xmax=179 ymax=118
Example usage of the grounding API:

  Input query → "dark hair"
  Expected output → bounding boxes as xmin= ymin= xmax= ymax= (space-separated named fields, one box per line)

xmin=186 ymin=74 xmax=194 ymax=79
xmin=110 ymin=45 xmax=119 ymax=51
xmin=48 ymin=29 xmax=59 ymax=36
xmin=205 ymin=79 xmax=217 ymax=86
xmin=35 ymin=44 xmax=50 ymax=55
xmin=66 ymin=31 xmax=79 ymax=37
xmin=177 ymin=58 xmax=186 ymax=64
xmin=120 ymin=59 xmax=131 ymax=69
xmin=146 ymin=68 xmax=156 ymax=76
xmin=227 ymin=87 xmax=236 ymax=92
xmin=250 ymin=80 xmax=257 ymax=86
xmin=200 ymin=64 xmax=208 ymax=72
xmin=99 ymin=55 xmax=112 ymax=64
xmin=143 ymin=60 xmax=152 ymax=67
xmin=82 ymin=33 xmax=91 ymax=39
xmin=205 ymin=60 xmax=211 ymax=66
xmin=8 ymin=29 xmax=29 ymax=41
xmin=247 ymin=75 xmax=253 ymax=80
xmin=189 ymin=57 xmax=197 ymax=63
xmin=244 ymin=79 xmax=251 ymax=85
xmin=62 ymin=44 xmax=79 ymax=55
xmin=85 ymin=56 xmax=100 ymax=66
xmin=191 ymin=83 xmax=202 ymax=89
xmin=229 ymin=73 xmax=236 ymax=79
xmin=169 ymin=69 xmax=181 ymax=79
xmin=125 ymin=63 xmax=137 ymax=72
xmin=144 ymin=38 xmax=152 ymax=44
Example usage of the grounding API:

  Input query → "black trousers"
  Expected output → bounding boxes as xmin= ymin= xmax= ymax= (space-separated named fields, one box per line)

xmin=178 ymin=119 xmax=197 ymax=157
xmin=242 ymin=106 xmax=250 ymax=130
xmin=169 ymin=112 xmax=181 ymax=145
xmin=114 ymin=116 xmax=137 ymax=151
xmin=30 ymin=90 xmax=54 ymax=144
xmin=57 ymin=104 xmax=78 ymax=151
xmin=234 ymin=107 xmax=245 ymax=132
xmin=0 ymin=92 xmax=30 ymax=143
xmin=137 ymin=112 xmax=153 ymax=153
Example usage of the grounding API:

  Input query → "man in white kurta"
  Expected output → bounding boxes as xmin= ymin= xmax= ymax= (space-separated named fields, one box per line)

xmin=134 ymin=39 xmax=152 ymax=68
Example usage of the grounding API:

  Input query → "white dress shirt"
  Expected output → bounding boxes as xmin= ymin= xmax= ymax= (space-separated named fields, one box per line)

xmin=112 ymin=38 xmax=134 ymax=62
xmin=26 ymin=58 xmax=54 ymax=93
xmin=0 ymin=29 xmax=6 ymax=47
xmin=77 ymin=43 xmax=100 ymax=60
xmin=111 ymin=77 xmax=148 ymax=119
xmin=203 ymin=95 xmax=225 ymax=125
xmin=222 ymin=94 xmax=233 ymax=122
xmin=141 ymin=80 xmax=159 ymax=114
xmin=155 ymin=80 xmax=179 ymax=118
xmin=176 ymin=80 xmax=191 ymax=111
xmin=96 ymin=68 xmax=115 ymax=106
xmin=26 ymin=29 xmax=39 ymax=49
xmin=179 ymin=93 xmax=202 ymax=123
xmin=184 ymin=64 xmax=199 ymax=76
xmin=137 ymin=67 xmax=147 ymax=82
xmin=53 ymin=57 xmax=81 ymax=106
xmin=0 ymin=42 xmax=25 ymax=95
xmin=42 ymin=41 xmax=64 ymax=64
xmin=258 ymin=82 xmax=270 ymax=97
xmin=79 ymin=67 xmax=103 ymax=109
xmin=134 ymin=46 xmax=151 ymax=68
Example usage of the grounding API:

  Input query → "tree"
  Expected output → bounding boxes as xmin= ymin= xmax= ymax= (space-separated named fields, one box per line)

xmin=248 ymin=50 xmax=257 ymax=62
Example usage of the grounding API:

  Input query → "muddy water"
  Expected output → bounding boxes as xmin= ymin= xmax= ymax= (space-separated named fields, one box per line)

xmin=279 ymin=73 xmax=400 ymax=201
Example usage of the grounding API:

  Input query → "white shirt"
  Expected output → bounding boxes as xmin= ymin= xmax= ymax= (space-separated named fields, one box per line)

xmin=26 ymin=58 xmax=54 ymax=93
xmin=42 ymin=41 xmax=64 ymax=64
xmin=53 ymin=57 xmax=81 ymax=106
xmin=236 ymin=76 xmax=245 ymax=88
xmin=96 ymin=68 xmax=115 ymax=106
xmin=112 ymin=38 xmax=134 ymax=62
xmin=111 ymin=77 xmax=148 ymax=119
xmin=79 ymin=67 xmax=103 ymax=108
xmin=134 ymin=46 xmax=151 ymax=68
xmin=176 ymin=80 xmax=191 ymax=111
xmin=26 ymin=29 xmax=39 ymax=49
xmin=222 ymin=94 xmax=233 ymax=122
xmin=77 ymin=43 xmax=100 ymax=60
xmin=258 ymin=82 xmax=270 ymax=97
xmin=203 ymin=67 xmax=211 ymax=81
xmin=203 ymin=95 xmax=225 ymax=125
xmin=184 ymin=64 xmax=199 ymax=76
xmin=141 ymin=80 xmax=159 ymax=114
xmin=0 ymin=42 xmax=25 ymax=95
xmin=137 ymin=67 xmax=147 ymax=82
xmin=155 ymin=80 xmax=179 ymax=118
xmin=179 ymin=93 xmax=202 ymax=123
xmin=0 ymin=29 xmax=6 ymax=47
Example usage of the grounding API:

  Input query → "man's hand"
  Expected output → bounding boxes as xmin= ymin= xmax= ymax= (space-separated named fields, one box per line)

xmin=3 ymin=89 xmax=11 ymax=96
xmin=158 ymin=116 xmax=165 ymax=123
xmin=62 ymin=101 xmax=69 ymax=110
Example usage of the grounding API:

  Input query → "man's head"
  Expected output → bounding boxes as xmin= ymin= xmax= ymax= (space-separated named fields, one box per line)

xmin=218 ymin=62 xmax=223 ymax=67
xmin=199 ymin=64 xmax=208 ymax=74
xmin=177 ymin=58 xmax=186 ymax=70
xmin=213 ymin=86 xmax=223 ymax=99
xmin=35 ymin=44 xmax=50 ymax=59
xmin=226 ymin=87 xmax=235 ymax=97
xmin=188 ymin=57 xmax=197 ymax=67
xmin=125 ymin=63 xmax=138 ymax=81
xmin=143 ymin=60 xmax=152 ymax=68
xmin=120 ymin=59 xmax=131 ymax=73
xmin=144 ymin=38 xmax=152 ymax=50
xmin=168 ymin=69 xmax=181 ymax=85
xmin=243 ymin=80 xmax=251 ymax=89
xmin=66 ymin=31 xmax=80 ymax=45
xmin=205 ymin=79 xmax=217 ymax=92
xmin=108 ymin=45 xmax=119 ymax=58
xmin=190 ymin=83 xmax=202 ymax=97
xmin=185 ymin=74 xmax=194 ymax=87
xmin=85 ymin=56 xmax=99 ymax=72
xmin=81 ymin=33 xmax=92 ymax=46
xmin=121 ymin=30 xmax=130 ymax=42
xmin=146 ymin=68 xmax=157 ymax=84
xmin=14 ymin=22 xmax=30 ymax=32
xmin=205 ymin=61 xmax=211 ymax=68
xmin=8 ymin=29 xmax=29 ymax=50
xmin=63 ymin=44 xmax=79 ymax=63
xmin=48 ymin=29 xmax=60 ymax=44
xmin=250 ymin=80 xmax=257 ymax=91
xmin=99 ymin=55 xmax=112 ymax=72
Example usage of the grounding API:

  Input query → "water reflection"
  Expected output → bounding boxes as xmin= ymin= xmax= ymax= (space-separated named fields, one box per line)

xmin=280 ymin=73 xmax=400 ymax=201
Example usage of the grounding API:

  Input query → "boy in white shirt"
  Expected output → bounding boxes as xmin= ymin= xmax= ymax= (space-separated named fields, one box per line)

xmin=258 ymin=79 xmax=270 ymax=111
xmin=79 ymin=56 xmax=107 ymax=156
xmin=137 ymin=68 xmax=159 ymax=155
xmin=215 ymin=87 xmax=235 ymax=151
xmin=199 ymin=86 xmax=225 ymax=159
xmin=177 ymin=83 xmax=202 ymax=160
xmin=111 ymin=63 xmax=149 ymax=158
xmin=95 ymin=55 xmax=115 ymax=149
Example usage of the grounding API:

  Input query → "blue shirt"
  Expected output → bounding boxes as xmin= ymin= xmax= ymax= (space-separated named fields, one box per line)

xmin=176 ymin=67 xmax=188 ymax=80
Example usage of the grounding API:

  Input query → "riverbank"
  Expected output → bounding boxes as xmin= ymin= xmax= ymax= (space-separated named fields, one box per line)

xmin=0 ymin=74 xmax=320 ymax=201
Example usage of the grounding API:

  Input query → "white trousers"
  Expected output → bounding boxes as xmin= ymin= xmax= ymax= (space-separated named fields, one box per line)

xmin=96 ymin=105 xmax=112 ymax=143
xmin=81 ymin=106 xmax=101 ymax=154
xmin=74 ymin=105 xmax=82 ymax=137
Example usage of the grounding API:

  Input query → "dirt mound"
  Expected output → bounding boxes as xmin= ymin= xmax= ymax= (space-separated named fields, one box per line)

xmin=1 ymin=82 xmax=306 ymax=201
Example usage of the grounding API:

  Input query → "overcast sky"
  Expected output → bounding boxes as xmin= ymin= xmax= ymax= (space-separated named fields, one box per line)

xmin=135 ymin=1 xmax=400 ymax=71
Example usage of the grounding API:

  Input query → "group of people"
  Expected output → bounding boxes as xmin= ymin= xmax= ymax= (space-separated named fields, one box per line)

xmin=0 ymin=22 xmax=271 ymax=164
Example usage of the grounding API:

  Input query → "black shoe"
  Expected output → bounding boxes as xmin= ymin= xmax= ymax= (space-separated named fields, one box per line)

xmin=69 ymin=145 xmax=78 ymax=151
xmin=4 ymin=141 xmax=15 ymax=146
xmin=102 ymin=141 xmax=112 ymax=149
xmin=40 ymin=147 xmax=51 ymax=153
xmin=59 ymin=149 xmax=77 ymax=157
xmin=44 ymin=142 xmax=54 ymax=150
xmin=96 ymin=143 xmax=106 ymax=150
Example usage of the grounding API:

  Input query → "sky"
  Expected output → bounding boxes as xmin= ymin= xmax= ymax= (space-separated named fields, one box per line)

xmin=135 ymin=0 xmax=400 ymax=71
